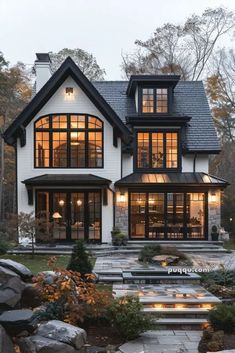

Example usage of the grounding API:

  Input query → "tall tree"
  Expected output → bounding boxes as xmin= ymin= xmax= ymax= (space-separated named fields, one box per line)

xmin=0 ymin=58 xmax=31 ymax=219
xmin=122 ymin=8 xmax=235 ymax=80
xmin=49 ymin=48 xmax=106 ymax=80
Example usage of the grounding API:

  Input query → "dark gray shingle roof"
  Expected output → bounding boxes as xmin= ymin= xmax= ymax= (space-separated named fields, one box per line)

xmin=93 ymin=80 xmax=220 ymax=152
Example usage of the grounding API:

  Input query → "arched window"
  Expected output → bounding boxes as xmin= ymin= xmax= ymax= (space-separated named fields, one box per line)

xmin=35 ymin=114 xmax=103 ymax=168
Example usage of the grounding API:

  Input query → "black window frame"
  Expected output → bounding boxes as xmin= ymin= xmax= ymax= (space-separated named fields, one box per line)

xmin=34 ymin=113 xmax=104 ymax=169
xmin=134 ymin=129 xmax=181 ymax=172
xmin=139 ymin=86 xmax=171 ymax=114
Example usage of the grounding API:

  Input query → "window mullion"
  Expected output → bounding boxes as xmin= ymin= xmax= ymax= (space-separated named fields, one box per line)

xmin=149 ymin=133 xmax=152 ymax=168
xmin=67 ymin=114 xmax=71 ymax=168
xmin=49 ymin=115 xmax=53 ymax=167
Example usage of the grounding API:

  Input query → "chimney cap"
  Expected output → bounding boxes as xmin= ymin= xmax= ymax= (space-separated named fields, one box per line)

xmin=35 ymin=53 xmax=51 ymax=63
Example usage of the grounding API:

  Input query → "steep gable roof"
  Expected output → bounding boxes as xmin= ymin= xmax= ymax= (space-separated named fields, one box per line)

xmin=3 ymin=57 xmax=131 ymax=145
xmin=93 ymin=80 xmax=220 ymax=153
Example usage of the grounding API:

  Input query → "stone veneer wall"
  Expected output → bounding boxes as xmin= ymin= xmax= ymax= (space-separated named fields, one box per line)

xmin=115 ymin=190 xmax=129 ymax=233
xmin=208 ymin=190 xmax=221 ymax=240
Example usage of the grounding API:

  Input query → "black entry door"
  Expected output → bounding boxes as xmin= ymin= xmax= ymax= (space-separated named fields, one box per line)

xmin=36 ymin=190 xmax=101 ymax=242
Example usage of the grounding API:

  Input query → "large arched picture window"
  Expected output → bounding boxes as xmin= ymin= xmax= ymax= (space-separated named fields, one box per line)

xmin=35 ymin=114 xmax=103 ymax=168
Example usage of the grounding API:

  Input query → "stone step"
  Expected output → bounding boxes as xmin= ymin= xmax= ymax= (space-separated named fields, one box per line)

xmin=98 ymin=275 xmax=123 ymax=282
xmin=128 ymin=240 xmax=223 ymax=245
xmin=142 ymin=308 xmax=210 ymax=314
xmin=154 ymin=318 xmax=208 ymax=328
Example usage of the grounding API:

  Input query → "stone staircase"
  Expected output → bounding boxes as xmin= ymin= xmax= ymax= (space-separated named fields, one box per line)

xmin=113 ymin=283 xmax=221 ymax=330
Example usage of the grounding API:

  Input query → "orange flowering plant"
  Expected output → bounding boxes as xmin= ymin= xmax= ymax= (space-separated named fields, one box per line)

xmin=33 ymin=257 xmax=112 ymax=325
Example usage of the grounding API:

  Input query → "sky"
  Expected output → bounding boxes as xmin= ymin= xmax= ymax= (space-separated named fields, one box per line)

xmin=0 ymin=0 xmax=235 ymax=79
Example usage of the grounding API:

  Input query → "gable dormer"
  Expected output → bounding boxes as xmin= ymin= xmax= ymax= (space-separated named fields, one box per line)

xmin=126 ymin=75 xmax=180 ymax=115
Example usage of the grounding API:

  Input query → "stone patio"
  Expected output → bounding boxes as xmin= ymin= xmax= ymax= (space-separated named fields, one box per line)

xmin=118 ymin=330 xmax=202 ymax=353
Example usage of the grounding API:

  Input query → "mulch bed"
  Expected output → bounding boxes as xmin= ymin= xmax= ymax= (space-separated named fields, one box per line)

xmin=85 ymin=325 xmax=124 ymax=347
xmin=224 ymin=333 xmax=235 ymax=349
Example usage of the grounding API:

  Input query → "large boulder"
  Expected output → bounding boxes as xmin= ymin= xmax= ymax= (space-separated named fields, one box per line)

xmin=21 ymin=285 xmax=42 ymax=309
xmin=36 ymin=320 xmax=87 ymax=349
xmin=0 ymin=324 xmax=15 ymax=353
xmin=18 ymin=335 xmax=77 ymax=353
xmin=0 ymin=259 xmax=32 ymax=281
xmin=0 ymin=265 xmax=20 ymax=284
xmin=0 ymin=277 xmax=25 ymax=311
xmin=0 ymin=309 xmax=37 ymax=336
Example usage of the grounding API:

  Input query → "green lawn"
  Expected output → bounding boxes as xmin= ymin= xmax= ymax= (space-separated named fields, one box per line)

xmin=0 ymin=254 xmax=70 ymax=275
xmin=223 ymin=239 xmax=235 ymax=250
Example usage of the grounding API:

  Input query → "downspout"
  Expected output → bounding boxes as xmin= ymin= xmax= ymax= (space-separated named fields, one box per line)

xmin=193 ymin=152 xmax=197 ymax=172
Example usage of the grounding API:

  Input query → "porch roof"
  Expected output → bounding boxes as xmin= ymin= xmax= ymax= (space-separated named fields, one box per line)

xmin=115 ymin=172 xmax=228 ymax=188
xmin=22 ymin=174 xmax=111 ymax=187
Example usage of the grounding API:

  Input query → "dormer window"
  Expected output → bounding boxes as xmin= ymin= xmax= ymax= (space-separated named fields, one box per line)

xmin=141 ymin=88 xmax=168 ymax=113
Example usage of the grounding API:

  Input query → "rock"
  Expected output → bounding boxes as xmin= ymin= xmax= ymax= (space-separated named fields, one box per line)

xmin=36 ymin=320 xmax=87 ymax=349
xmin=0 ymin=309 xmax=37 ymax=336
xmin=0 ymin=259 xmax=32 ymax=281
xmin=18 ymin=335 xmax=77 ymax=353
xmin=0 ymin=324 xmax=15 ymax=353
xmin=0 ymin=265 xmax=20 ymax=284
xmin=21 ymin=285 xmax=42 ymax=308
xmin=0 ymin=277 xmax=25 ymax=311
xmin=152 ymin=255 xmax=179 ymax=264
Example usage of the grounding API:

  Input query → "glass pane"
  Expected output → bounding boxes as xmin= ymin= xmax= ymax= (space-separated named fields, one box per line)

xmin=186 ymin=193 xmax=205 ymax=239
xmin=71 ymin=193 xmax=85 ymax=240
xmin=166 ymin=132 xmax=178 ymax=168
xmin=148 ymin=193 xmax=165 ymax=239
xmin=35 ymin=132 xmax=50 ymax=167
xmin=137 ymin=132 xmax=150 ymax=168
xmin=130 ymin=193 xmax=146 ymax=238
xmin=88 ymin=192 xmax=101 ymax=241
xmin=156 ymin=88 xmax=168 ymax=113
xmin=70 ymin=132 xmax=85 ymax=167
xmin=88 ymin=116 xmax=102 ymax=129
xmin=52 ymin=115 xmax=67 ymax=129
xmin=52 ymin=193 xmax=67 ymax=240
xmin=70 ymin=115 xmax=85 ymax=129
xmin=52 ymin=132 xmax=67 ymax=167
xmin=167 ymin=193 xmax=184 ymax=239
xmin=142 ymin=88 xmax=154 ymax=113
xmin=35 ymin=116 xmax=49 ymax=129
xmin=88 ymin=132 xmax=103 ymax=167
xmin=152 ymin=133 xmax=164 ymax=168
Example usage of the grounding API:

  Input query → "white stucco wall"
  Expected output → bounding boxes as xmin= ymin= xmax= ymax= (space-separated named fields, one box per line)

xmin=17 ymin=76 xmax=121 ymax=242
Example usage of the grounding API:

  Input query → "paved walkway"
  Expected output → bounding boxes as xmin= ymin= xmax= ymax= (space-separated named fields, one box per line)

xmin=118 ymin=330 xmax=202 ymax=353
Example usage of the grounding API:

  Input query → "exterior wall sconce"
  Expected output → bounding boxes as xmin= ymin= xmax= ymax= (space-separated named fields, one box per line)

xmin=118 ymin=192 xmax=126 ymax=203
xmin=65 ymin=87 xmax=74 ymax=96
xmin=77 ymin=199 xmax=82 ymax=206
xmin=210 ymin=192 xmax=217 ymax=202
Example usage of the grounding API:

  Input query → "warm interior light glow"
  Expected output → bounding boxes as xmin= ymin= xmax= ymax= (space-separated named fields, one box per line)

xmin=52 ymin=212 xmax=62 ymax=219
xmin=59 ymin=199 xmax=65 ymax=207
xmin=160 ymin=261 xmax=168 ymax=267
xmin=138 ymin=291 xmax=144 ymax=297
xmin=77 ymin=199 xmax=82 ymax=206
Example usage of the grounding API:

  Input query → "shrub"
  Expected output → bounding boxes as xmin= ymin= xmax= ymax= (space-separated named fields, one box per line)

xmin=209 ymin=304 xmax=235 ymax=333
xmin=138 ymin=244 xmax=162 ymax=262
xmin=35 ymin=299 xmax=65 ymax=321
xmin=33 ymin=257 xmax=111 ymax=325
xmin=107 ymin=296 xmax=153 ymax=340
xmin=67 ymin=240 xmax=92 ymax=276
xmin=0 ymin=235 xmax=9 ymax=254
xmin=198 ymin=328 xmax=224 ymax=353
xmin=201 ymin=270 xmax=235 ymax=286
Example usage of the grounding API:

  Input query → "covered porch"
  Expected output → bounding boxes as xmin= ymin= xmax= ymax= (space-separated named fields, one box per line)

xmin=115 ymin=172 xmax=228 ymax=241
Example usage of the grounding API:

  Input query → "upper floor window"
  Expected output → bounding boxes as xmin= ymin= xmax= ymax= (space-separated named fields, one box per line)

xmin=35 ymin=114 xmax=103 ymax=168
xmin=142 ymin=88 xmax=168 ymax=113
xmin=136 ymin=131 xmax=178 ymax=170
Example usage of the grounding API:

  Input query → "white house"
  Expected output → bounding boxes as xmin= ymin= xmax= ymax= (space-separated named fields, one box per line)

xmin=3 ymin=53 xmax=228 ymax=243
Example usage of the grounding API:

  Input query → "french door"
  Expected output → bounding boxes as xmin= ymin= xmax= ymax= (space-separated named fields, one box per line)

xmin=36 ymin=190 xmax=101 ymax=242
xmin=129 ymin=191 xmax=207 ymax=240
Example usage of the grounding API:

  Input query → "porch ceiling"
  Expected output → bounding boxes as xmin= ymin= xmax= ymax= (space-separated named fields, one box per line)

xmin=115 ymin=172 xmax=228 ymax=187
